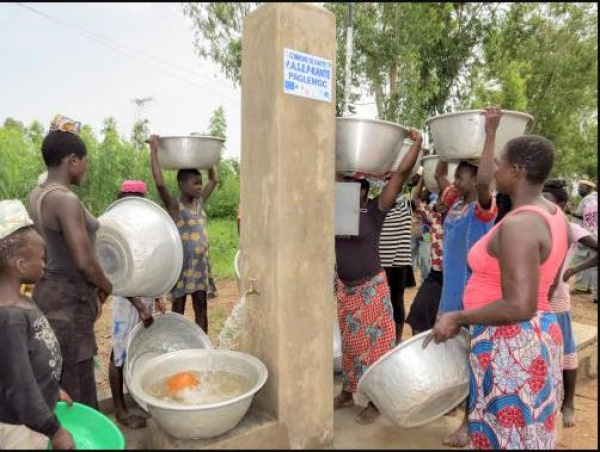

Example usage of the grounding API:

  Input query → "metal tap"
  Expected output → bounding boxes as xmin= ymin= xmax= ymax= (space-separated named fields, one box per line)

xmin=244 ymin=278 xmax=261 ymax=297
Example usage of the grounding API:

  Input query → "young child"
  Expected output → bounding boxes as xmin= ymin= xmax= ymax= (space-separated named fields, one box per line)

xmin=0 ymin=200 xmax=74 ymax=450
xmin=149 ymin=135 xmax=219 ymax=332
xmin=108 ymin=181 xmax=166 ymax=429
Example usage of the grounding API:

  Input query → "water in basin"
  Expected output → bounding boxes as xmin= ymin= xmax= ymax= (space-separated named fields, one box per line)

xmin=148 ymin=370 xmax=253 ymax=405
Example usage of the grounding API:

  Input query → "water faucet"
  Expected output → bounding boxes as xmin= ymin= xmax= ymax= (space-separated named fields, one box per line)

xmin=244 ymin=278 xmax=261 ymax=297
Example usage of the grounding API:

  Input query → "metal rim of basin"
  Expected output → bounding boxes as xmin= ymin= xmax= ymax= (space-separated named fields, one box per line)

xmin=158 ymin=135 xmax=225 ymax=142
xmin=424 ymin=109 xmax=534 ymax=127
xmin=336 ymin=116 xmax=411 ymax=135
xmin=357 ymin=327 xmax=470 ymax=397
xmin=131 ymin=349 xmax=269 ymax=411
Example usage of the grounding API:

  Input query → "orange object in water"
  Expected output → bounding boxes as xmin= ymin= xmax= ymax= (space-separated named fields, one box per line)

xmin=165 ymin=371 xmax=199 ymax=396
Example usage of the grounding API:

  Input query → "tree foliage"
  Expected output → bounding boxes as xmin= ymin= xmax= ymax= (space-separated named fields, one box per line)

xmin=183 ymin=1 xmax=597 ymax=179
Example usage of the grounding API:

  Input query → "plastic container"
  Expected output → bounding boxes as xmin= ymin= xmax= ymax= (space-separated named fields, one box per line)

xmin=48 ymin=402 xmax=125 ymax=450
xmin=425 ymin=110 xmax=533 ymax=161
xmin=96 ymin=197 xmax=183 ymax=298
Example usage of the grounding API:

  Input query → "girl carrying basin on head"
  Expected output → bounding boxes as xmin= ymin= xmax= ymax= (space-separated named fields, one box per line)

xmin=334 ymin=128 xmax=422 ymax=425
xmin=430 ymin=107 xmax=500 ymax=448
xmin=149 ymin=134 xmax=218 ymax=333
xmin=108 ymin=180 xmax=167 ymax=430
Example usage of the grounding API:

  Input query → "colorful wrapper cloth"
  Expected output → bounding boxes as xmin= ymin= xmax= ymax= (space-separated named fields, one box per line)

xmin=49 ymin=113 xmax=82 ymax=136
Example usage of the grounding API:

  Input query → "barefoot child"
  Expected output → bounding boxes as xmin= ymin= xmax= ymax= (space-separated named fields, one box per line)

xmin=108 ymin=181 xmax=166 ymax=429
xmin=0 ymin=200 xmax=74 ymax=450
xmin=149 ymin=134 xmax=218 ymax=332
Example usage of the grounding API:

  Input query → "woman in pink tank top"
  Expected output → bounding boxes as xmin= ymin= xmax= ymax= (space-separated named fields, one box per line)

xmin=426 ymin=134 xmax=570 ymax=449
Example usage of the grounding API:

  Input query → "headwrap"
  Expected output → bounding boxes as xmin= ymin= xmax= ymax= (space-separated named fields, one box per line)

xmin=49 ymin=113 xmax=82 ymax=136
xmin=463 ymin=158 xmax=480 ymax=167
xmin=120 ymin=180 xmax=148 ymax=194
xmin=578 ymin=179 xmax=596 ymax=189
xmin=0 ymin=200 xmax=33 ymax=241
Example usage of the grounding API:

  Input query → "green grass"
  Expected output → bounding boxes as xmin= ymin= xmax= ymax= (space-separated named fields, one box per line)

xmin=207 ymin=218 xmax=239 ymax=279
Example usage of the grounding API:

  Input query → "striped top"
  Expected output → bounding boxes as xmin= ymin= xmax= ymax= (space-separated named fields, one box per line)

xmin=379 ymin=196 xmax=412 ymax=267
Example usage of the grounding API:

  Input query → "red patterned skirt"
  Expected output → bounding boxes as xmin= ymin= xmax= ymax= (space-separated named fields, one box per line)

xmin=336 ymin=270 xmax=396 ymax=393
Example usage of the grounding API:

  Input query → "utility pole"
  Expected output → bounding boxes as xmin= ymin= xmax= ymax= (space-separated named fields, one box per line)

xmin=342 ymin=2 xmax=354 ymax=117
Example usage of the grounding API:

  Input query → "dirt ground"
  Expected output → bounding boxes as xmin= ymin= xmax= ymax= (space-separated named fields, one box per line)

xmin=93 ymin=277 xmax=598 ymax=450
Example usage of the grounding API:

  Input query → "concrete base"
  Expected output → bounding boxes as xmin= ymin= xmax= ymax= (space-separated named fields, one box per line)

xmin=147 ymin=409 xmax=289 ymax=450
xmin=573 ymin=321 xmax=598 ymax=381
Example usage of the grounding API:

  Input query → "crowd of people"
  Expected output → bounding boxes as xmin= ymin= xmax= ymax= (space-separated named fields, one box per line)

xmin=0 ymin=109 xmax=597 ymax=450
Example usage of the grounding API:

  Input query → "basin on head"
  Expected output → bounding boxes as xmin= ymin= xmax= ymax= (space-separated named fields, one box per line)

xmin=358 ymin=329 xmax=470 ymax=428
xmin=157 ymin=135 xmax=224 ymax=170
xmin=421 ymin=155 xmax=458 ymax=194
xmin=129 ymin=349 xmax=268 ymax=440
xmin=425 ymin=110 xmax=533 ymax=161
xmin=336 ymin=117 xmax=409 ymax=174
xmin=391 ymin=140 xmax=425 ymax=176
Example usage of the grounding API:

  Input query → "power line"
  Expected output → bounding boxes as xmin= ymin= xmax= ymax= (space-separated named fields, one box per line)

xmin=14 ymin=2 xmax=240 ymax=107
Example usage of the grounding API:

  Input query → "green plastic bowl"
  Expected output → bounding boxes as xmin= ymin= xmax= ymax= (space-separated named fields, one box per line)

xmin=48 ymin=402 xmax=125 ymax=450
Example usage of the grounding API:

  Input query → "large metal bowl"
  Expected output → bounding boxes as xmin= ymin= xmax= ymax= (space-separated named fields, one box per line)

xmin=157 ymin=135 xmax=224 ymax=170
xmin=333 ymin=319 xmax=342 ymax=373
xmin=425 ymin=110 xmax=533 ymax=161
xmin=96 ymin=197 xmax=183 ymax=298
xmin=421 ymin=155 xmax=458 ymax=194
xmin=124 ymin=313 xmax=212 ymax=412
xmin=358 ymin=329 xmax=470 ymax=429
xmin=336 ymin=117 xmax=409 ymax=173
xmin=129 ymin=349 xmax=268 ymax=440
xmin=391 ymin=140 xmax=426 ymax=175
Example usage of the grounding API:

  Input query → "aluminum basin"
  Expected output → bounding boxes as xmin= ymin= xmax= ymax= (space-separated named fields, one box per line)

xmin=129 ymin=349 xmax=268 ymax=440
xmin=391 ymin=140 xmax=425 ymax=175
xmin=157 ymin=135 xmax=224 ymax=170
xmin=124 ymin=313 xmax=212 ymax=412
xmin=425 ymin=110 xmax=533 ymax=161
xmin=421 ymin=155 xmax=458 ymax=194
xmin=336 ymin=117 xmax=409 ymax=174
xmin=358 ymin=329 xmax=470 ymax=428
xmin=96 ymin=197 xmax=183 ymax=298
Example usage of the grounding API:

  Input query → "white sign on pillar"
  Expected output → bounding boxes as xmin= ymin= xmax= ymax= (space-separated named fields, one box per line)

xmin=283 ymin=48 xmax=333 ymax=102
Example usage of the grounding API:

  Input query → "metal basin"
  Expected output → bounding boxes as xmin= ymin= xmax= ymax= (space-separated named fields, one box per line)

xmin=124 ymin=313 xmax=212 ymax=412
xmin=129 ymin=349 xmax=268 ymax=440
xmin=333 ymin=319 xmax=342 ymax=373
xmin=96 ymin=197 xmax=183 ymax=298
xmin=391 ymin=140 xmax=425 ymax=175
xmin=421 ymin=155 xmax=458 ymax=194
xmin=425 ymin=110 xmax=533 ymax=161
xmin=157 ymin=135 xmax=224 ymax=170
xmin=358 ymin=329 xmax=470 ymax=428
xmin=336 ymin=117 xmax=409 ymax=174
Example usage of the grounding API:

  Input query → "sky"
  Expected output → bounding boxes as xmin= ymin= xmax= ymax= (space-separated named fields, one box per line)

xmin=0 ymin=2 xmax=243 ymax=158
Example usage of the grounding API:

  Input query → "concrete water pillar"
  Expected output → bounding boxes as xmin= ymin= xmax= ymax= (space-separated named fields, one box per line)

xmin=240 ymin=3 xmax=336 ymax=449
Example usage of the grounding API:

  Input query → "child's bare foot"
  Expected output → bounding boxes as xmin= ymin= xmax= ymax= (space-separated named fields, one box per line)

xmin=355 ymin=402 xmax=379 ymax=425
xmin=334 ymin=391 xmax=354 ymax=410
xmin=115 ymin=410 xmax=147 ymax=429
xmin=562 ymin=406 xmax=576 ymax=428
xmin=442 ymin=416 xmax=469 ymax=448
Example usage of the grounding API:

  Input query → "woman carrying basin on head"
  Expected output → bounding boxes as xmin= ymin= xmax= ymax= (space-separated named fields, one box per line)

xmin=334 ymin=128 xmax=422 ymax=425
xmin=149 ymin=134 xmax=218 ymax=333
xmin=427 ymin=133 xmax=569 ymax=449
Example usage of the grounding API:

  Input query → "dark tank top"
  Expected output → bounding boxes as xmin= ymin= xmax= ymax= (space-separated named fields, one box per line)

xmin=28 ymin=184 xmax=98 ymax=277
